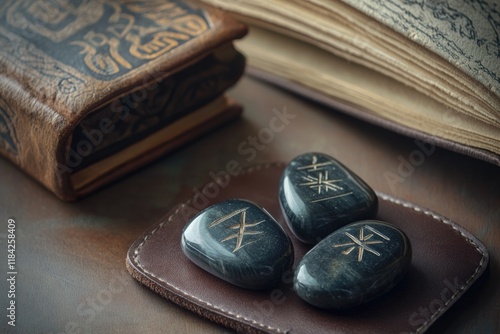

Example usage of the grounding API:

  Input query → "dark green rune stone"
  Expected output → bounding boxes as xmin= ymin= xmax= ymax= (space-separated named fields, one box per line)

xmin=279 ymin=152 xmax=378 ymax=244
xmin=181 ymin=199 xmax=294 ymax=290
xmin=294 ymin=221 xmax=411 ymax=310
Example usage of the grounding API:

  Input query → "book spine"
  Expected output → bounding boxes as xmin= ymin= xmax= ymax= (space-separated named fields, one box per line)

xmin=0 ymin=74 xmax=73 ymax=199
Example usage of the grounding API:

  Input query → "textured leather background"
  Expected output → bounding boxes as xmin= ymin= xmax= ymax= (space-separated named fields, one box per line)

xmin=0 ymin=76 xmax=497 ymax=334
xmin=127 ymin=162 xmax=488 ymax=334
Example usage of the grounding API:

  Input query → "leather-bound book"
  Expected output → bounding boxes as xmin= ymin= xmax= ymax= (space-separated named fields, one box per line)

xmin=0 ymin=0 xmax=247 ymax=200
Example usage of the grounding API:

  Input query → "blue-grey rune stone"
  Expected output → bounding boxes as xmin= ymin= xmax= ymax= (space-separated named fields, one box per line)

xmin=279 ymin=152 xmax=378 ymax=244
xmin=294 ymin=221 xmax=411 ymax=310
xmin=181 ymin=199 xmax=294 ymax=290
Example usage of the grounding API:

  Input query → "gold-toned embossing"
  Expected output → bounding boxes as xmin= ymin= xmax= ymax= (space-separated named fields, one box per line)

xmin=107 ymin=8 xmax=135 ymax=39
xmin=72 ymin=31 xmax=133 ymax=75
xmin=3 ymin=0 xmax=211 ymax=79
xmin=125 ymin=0 xmax=185 ymax=15
xmin=0 ymin=26 xmax=88 ymax=96
xmin=334 ymin=226 xmax=390 ymax=262
xmin=127 ymin=31 xmax=190 ymax=60
xmin=209 ymin=208 xmax=264 ymax=253
xmin=7 ymin=0 xmax=105 ymax=42
xmin=171 ymin=15 xmax=208 ymax=36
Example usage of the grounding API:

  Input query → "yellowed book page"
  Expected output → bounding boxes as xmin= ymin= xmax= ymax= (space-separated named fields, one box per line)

xmin=236 ymin=26 xmax=499 ymax=155
xmin=202 ymin=0 xmax=499 ymax=126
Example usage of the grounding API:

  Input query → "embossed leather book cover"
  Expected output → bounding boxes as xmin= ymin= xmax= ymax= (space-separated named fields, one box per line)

xmin=0 ymin=0 xmax=247 ymax=200
xmin=201 ymin=0 xmax=500 ymax=166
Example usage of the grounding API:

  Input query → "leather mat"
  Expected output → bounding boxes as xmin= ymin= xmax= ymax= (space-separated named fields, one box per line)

xmin=127 ymin=162 xmax=488 ymax=334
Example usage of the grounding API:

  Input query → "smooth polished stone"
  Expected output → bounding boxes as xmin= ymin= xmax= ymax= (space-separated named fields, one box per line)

xmin=294 ymin=221 xmax=411 ymax=310
xmin=181 ymin=199 xmax=294 ymax=290
xmin=279 ymin=152 xmax=378 ymax=244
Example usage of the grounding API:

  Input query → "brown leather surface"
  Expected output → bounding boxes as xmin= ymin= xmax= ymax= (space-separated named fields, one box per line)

xmin=0 ymin=0 xmax=247 ymax=201
xmin=127 ymin=162 xmax=489 ymax=334
xmin=0 ymin=76 xmax=498 ymax=334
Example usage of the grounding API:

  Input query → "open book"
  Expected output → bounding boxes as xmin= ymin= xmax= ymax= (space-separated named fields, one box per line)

xmin=201 ymin=0 xmax=500 ymax=165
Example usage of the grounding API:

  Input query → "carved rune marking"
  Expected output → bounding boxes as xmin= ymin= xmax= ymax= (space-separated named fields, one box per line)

xmin=334 ymin=226 xmax=390 ymax=262
xmin=297 ymin=155 xmax=333 ymax=172
xmin=297 ymin=155 xmax=353 ymax=203
xmin=300 ymin=171 xmax=344 ymax=194
xmin=208 ymin=208 xmax=264 ymax=253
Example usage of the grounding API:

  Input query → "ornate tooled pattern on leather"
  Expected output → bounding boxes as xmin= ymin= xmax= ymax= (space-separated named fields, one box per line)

xmin=0 ymin=31 xmax=88 ymax=96
xmin=67 ymin=50 xmax=245 ymax=172
xmin=0 ymin=0 xmax=210 ymax=81
xmin=0 ymin=96 xmax=19 ymax=159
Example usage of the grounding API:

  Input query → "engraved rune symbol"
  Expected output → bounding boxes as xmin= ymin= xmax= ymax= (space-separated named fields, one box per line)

xmin=208 ymin=208 xmax=264 ymax=253
xmin=334 ymin=226 xmax=390 ymax=262
xmin=300 ymin=170 xmax=344 ymax=194
xmin=297 ymin=155 xmax=353 ymax=203
xmin=296 ymin=155 xmax=333 ymax=172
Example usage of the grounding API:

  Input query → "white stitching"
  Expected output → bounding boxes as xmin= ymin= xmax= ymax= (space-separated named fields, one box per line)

xmin=132 ymin=162 xmax=287 ymax=334
xmin=378 ymin=193 xmax=487 ymax=334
